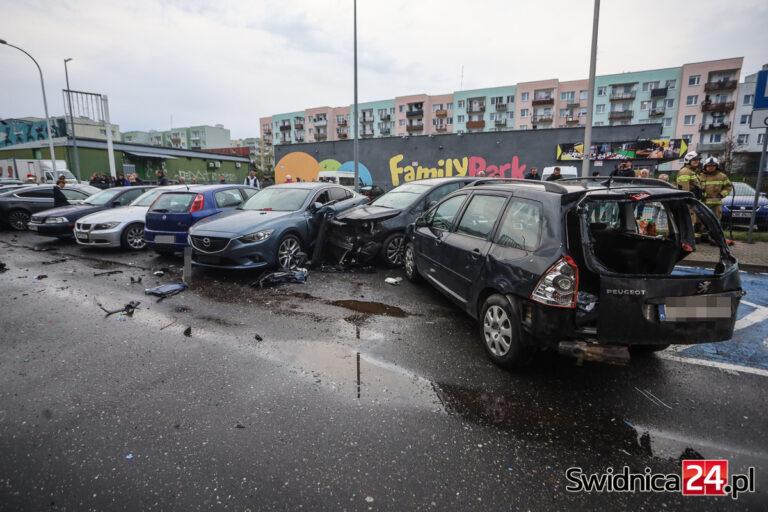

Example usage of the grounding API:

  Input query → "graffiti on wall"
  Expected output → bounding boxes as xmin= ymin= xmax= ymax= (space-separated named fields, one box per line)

xmin=177 ymin=169 xmax=237 ymax=183
xmin=0 ymin=119 xmax=68 ymax=148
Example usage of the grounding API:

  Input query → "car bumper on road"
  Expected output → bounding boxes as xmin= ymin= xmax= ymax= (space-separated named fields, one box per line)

xmin=27 ymin=221 xmax=74 ymax=237
xmin=189 ymin=232 xmax=279 ymax=269
xmin=74 ymin=225 xmax=123 ymax=247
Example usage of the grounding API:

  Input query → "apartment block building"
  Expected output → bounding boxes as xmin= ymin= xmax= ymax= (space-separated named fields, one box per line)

xmin=732 ymin=65 xmax=768 ymax=171
xmin=122 ymin=124 xmax=231 ymax=150
xmin=260 ymin=57 xmax=748 ymax=161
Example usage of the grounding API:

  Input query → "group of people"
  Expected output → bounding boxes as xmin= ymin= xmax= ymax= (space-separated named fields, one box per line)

xmin=676 ymin=151 xmax=733 ymax=222
xmin=89 ymin=172 xmax=144 ymax=188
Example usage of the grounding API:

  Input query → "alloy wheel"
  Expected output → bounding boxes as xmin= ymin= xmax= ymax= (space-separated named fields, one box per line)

xmin=386 ymin=235 xmax=405 ymax=265
xmin=126 ymin=225 xmax=146 ymax=250
xmin=483 ymin=305 xmax=513 ymax=356
xmin=8 ymin=210 xmax=30 ymax=231
xmin=278 ymin=237 xmax=301 ymax=269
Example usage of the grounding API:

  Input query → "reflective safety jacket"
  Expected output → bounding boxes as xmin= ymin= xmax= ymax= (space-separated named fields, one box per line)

xmin=676 ymin=164 xmax=701 ymax=192
xmin=699 ymin=170 xmax=733 ymax=205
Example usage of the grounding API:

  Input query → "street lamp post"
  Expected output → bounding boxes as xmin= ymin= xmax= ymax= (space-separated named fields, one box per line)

xmin=0 ymin=39 xmax=58 ymax=177
xmin=64 ymin=58 xmax=82 ymax=182
xmin=352 ymin=0 xmax=359 ymax=193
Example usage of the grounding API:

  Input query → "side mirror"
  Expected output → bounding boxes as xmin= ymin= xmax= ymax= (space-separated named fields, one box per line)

xmin=415 ymin=216 xmax=429 ymax=228
xmin=309 ymin=202 xmax=323 ymax=213
xmin=111 ymin=200 xmax=121 ymax=207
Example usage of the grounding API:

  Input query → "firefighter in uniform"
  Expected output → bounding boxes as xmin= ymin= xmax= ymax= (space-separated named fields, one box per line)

xmin=699 ymin=156 xmax=732 ymax=221
xmin=676 ymin=151 xmax=702 ymax=194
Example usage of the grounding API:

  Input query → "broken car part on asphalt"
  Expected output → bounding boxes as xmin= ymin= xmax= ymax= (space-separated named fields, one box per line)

xmin=144 ymin=283 xmax=188 ymax=302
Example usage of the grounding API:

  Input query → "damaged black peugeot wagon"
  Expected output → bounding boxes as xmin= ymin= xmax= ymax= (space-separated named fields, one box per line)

xmin=404 ymin=177 xmax=743 ymax=368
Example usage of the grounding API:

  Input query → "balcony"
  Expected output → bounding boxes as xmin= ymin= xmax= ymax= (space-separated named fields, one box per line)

xmin=380 ymin=127 xmax=391 ymax=135
xmin=380 ymin=113 xmax=391 ymax=121
xmin=609 ymin=110 xmax=634 ymax=120
xmin=279 ymin=124 xmax=291 ymax=131
xmin=337 ymin=133 xmax=348 ymax=139
xmin=466 ymin=120 xmax=486 ymax=129
xmin=566 ymin=100 xmax=580 ymax=108
xmin=532 ymin=97 xmax=554 ymax=106
xmin=650 ymin=87 xmax=668 ymax=98
xmin=532 ymin=114 xmax=553 ymax=123
xmin=315 ymin=133 xmax=327 ymax=141
xmin=313 ymin=119 xmax=327 ymax=127
xmin=467 ymin=104 xmax=486 ymax=113
xmin=610 ymin=91 xmax=636 ymax=101
xmin=697 ymin=142 xmax=726 ymax=152
xmin=294 ymin=122 xmax=304 ymax=130
xmin=435 ymin=109 xmax=448 ymax=117
xmin=361 ymin=114 xmax=374 ymax=123
xmin=648 ymin=108 xmax=666 ymax=117
xmin=362 ymin=129 xmax=375 ymax=137
xmin=435 ymin=124 xmax=447 ymax=131
xmin=263 ymin=128 xmax=272 ymax=134
xmin=279 ymin=138 xmax=291 ymax=145
xmin=336 ymin=119 xmax=347 ymax=127
xmin=295 ymin=137 xmax=305 ymax=143
xmin=495 ymin=118 xmax=507 ymax=126
xmin=704 ymin=80 xmax=738 ymax=92
xmin=406 ymin=124 xmax=424 ymax=132
xmin=495 ymin=103 xmax=507 ymax=111
xmin=566 ymin=117 xmax=580 ymax=125
xmin=701 ymin=101 xmax=734 ymax=113
xmin=406 ymin=109 xmax=423 ymax=118
xmin=699 ymin=122 xmax=730 ymax=131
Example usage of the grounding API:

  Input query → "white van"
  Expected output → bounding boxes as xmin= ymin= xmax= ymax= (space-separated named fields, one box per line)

xmin=318 ymin=170 xmax=359 ymax=187
xmin=0 ymin=159 xmax=78 ymax=184
xmin=540 ymin=165 xmax=578 ymax=181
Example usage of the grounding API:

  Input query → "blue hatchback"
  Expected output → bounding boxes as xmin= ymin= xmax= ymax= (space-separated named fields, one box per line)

xmin=144 ymin=185 xmax=258 ymax=254
xmin=720 ymin=181 xmax=768 ymax=229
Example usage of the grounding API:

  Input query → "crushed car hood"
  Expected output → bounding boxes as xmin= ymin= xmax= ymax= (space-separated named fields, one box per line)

xmin=334 ymin=204 xmax=401 ymax=222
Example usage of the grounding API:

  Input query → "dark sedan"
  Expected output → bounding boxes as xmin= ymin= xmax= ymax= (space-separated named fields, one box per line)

xmin=328 ymin=177 xmax=478 ymax=266
xmin=27 ymin=186 xmax=154 ymax=238
xmin=721 ymin=181 xmax=768 ymax=230
xmin=0 ymin=184 xmax=100 ymax=230
xmin=189 ymin=183 xmax=367 ymax=270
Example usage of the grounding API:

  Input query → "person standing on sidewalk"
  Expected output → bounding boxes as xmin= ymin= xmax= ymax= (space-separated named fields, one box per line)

xmin=699 ymin=157 xmax=732 ymax=221
xmin=676 ymin=152 xmax=702 ymax=196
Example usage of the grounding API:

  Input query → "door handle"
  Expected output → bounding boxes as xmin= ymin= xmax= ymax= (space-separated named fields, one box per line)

xmin=470 ymin=248 xmax=481 ymax=259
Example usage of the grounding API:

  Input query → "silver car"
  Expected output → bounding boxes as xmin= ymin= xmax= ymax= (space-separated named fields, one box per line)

xmin=75 ymin=186 xmax=185 ymax=250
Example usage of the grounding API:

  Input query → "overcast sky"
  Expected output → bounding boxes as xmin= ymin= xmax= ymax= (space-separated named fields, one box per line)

xmin=1 ymin=0 xmax=766 ymax=139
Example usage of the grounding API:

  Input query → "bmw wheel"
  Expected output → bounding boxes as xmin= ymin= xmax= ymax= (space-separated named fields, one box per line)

xmin=121 ymin=223 xmax=146 ymax=250
xmin=277 ymin=234 xmax=303 ymax=269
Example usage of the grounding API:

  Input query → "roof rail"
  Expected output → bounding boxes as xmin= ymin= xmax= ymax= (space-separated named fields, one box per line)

xmin=467 ymin=178 xmax=569 ymax=194
xmin=558 ymin=176 xmax=677 ymax=190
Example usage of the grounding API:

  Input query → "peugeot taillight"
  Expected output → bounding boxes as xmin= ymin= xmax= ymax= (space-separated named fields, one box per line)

xmin=530 ymin=255 xmax=579 ymax=308
xmin=189 ymin=193 xmax=205 ymax=213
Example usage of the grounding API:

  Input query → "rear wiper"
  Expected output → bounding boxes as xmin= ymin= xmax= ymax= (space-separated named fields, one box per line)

xmin=152 ymin=209 xmax=169 ymax=213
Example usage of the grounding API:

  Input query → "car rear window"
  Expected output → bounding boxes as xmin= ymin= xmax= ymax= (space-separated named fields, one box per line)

xmin=149 ymin=193 xmax=196 ymax=213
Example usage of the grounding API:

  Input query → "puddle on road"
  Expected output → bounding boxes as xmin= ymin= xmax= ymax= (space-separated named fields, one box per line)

xmin=329 ymin=300 xmax=409 ymax=318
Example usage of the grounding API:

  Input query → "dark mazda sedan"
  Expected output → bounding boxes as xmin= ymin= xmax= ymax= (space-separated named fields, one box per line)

xmin=27 ymin=186 xmax=154 ymax=238
xmin=328 ymin=177 xmax=478 ymax=266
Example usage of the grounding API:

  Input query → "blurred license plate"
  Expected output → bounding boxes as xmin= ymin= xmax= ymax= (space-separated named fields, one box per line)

xmin=732 ymin=211 xmax=751 ymax=218
xmin=76 ymin=232 xmax=88 ymax=241
xmin=155 ymin=235 xmax=175 ymax=244
xmin=659 ymin=296 xmax=731 ymax=322
xmin=28 ymin=224 xmax=38 ymax=231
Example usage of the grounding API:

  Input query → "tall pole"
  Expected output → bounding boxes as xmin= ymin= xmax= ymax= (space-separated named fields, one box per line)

xmin=747 ymin=125 xmax=768 ymax=243
xmin=581 ymin=0 xmax=600 ymax=177
xmin=64 ymin=58 xmax=82 ymax=182
xmin=0 ymin=39 xmax=58 ymax=176
xmin=352 ymin=0 xmax=360 ymax=192
xmin=102 ymin=95 xmax=117 ymax=179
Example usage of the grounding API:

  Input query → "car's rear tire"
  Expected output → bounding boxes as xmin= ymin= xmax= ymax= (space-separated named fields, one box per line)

xmin=404 ymin=242 xmax=420 ymax=282
xmin=276 ymin=234 xmax=303 ymax=269
xmin=629 ymin=344 xmax=670 ymax=355
xmin=121 ymin=223 xmax=146 ymax=250
xmin=479 ymin=294 xmax=533 ymax=368
xmin=8 ymin=209 xmax=30 ymax=231
xmin=380 ymin=232 xmax=405 ymax=267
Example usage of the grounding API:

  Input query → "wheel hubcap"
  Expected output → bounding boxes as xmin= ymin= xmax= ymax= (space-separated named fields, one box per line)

xmin=483 ymin=305 xmax=513 ymax=356
xmin=278 ymin=238 xmax=300 ymax=268
xmin=126 ymin=226 xmax=145 ymax=249
xmin=386 ymin=236 xmax=405 ymax=265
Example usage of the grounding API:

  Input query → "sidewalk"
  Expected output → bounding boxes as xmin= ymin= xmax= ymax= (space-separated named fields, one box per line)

xmin=684 ymin=240 xmax=768 ymax=272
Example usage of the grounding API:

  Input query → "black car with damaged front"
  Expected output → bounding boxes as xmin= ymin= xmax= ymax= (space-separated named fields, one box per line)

xmin=328 ymin=177 xmax=478 ymax=266
xmin=403 ymin=177 xmax=743 ymax=368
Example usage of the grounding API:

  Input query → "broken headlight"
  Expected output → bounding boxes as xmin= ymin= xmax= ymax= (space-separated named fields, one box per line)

xmin=240 ymin=229 xmax=275 ymax=243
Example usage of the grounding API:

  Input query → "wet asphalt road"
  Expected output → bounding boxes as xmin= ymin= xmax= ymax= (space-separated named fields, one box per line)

xmin=0 ymin=231 xmax=766 ymax=511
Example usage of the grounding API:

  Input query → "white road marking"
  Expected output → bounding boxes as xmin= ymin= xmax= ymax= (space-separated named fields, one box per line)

xmin=656 ymin=351 xmax=768 ymax=378
xmin=735 ymin=300 xmax=768 ymax=330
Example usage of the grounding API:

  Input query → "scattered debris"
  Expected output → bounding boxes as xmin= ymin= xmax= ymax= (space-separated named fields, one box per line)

xmin=41 ymin=258 xmax=68 ymax=265
xmin=235 ymin=423 xmax=245 ymax=429
xmin=252 ymin=268 xmax=307 ymax=288
xmin=31 ymin=246 xmax=51 ymax=252
xmin=634 ymin=386 xmax=673 ymax=410
xmin=94 ymin=270 xmax=123 ymax=277
xmin=125 ymin=454 xmax=133 ymax=460
xmin=97 ymin=301 xmax=141 ymax=318
xmin=35 ymin=275 xmax=48 ymax=280
xmin=317 ymin=264 xmax=375 ymax=274
xmin=183 ymin=326 xmax=192 ymax=337
xmin=144 ymin=283 xmax=187 ymax=302
xmin=384 ymin=277 xmax=402 ymax=285
xmin=0 ymin=261 xmax=7 ymax=273
xmin=160 ymin=318 xmax=178 ymax=331
xmin=678 ymin=447 xmax=704 ymax=461
xmin=153 ymin=271 xmax=164 ymax=276
xmin=130 ymin=276 xmax=143 ymax=284
xmin=254 ymin=334 xmax=263 ymax=342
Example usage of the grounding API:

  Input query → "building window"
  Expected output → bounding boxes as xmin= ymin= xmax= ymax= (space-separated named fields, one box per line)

xmin=457 ymin=115 xmax=465 ymax=123
xmin=489 ymin=113 xmax=495 ymax=120
xmin=507 ymin=111 xmax=515 ymax=119
xmin=520 ymin=92 xmax=529 ymax=102
xmin=595 ymin=104 xmax=605 ymax=114
xmin=580 ymin=89 xmax=588 ymax=100
xmin=457 ymin=100 xmax=465 ymax=108
xmin=740 ymin=114 xmax=751 ymax=125
xmin=737 ymin=134 xmax=749 ymax=144
xmin=519 ymin=125 xmax=528 ymax=130
xmin=559 ymin=109 xmax=568 ymax=117
xmin=520 ymin=109 xmax=529 ymax=118
xmin=594 ymin=122 xmax=604 ymax=126
xmin=447 ymin=117 xmax=453 ymax=124
xmin=684 ymin=114 xmax=696 ymax=125
xmin=681 ymin=134 xmax=693 ymax=143
xmin=398 ymin=119 xmax=405 ymax=126
xmin=640 ymin=101 xmax=650 ymax=111
xmin=578 ymin=107 xmax=587 ymax=116
xmin=666 ymin=79 xmax=677 ymax=89
xmin=398 ymin=105 xmax=404 ymax=113
xmin=561 ymin=91 xmax=575 ymax=102
xmin=506 ymin=95 xmax=515 ymax=103
xmin=665 ymin=98 xmax=674 ymax=108
xmin=758 ymin=133 xmax=765 ymax=144
xmin=686 ymin=95 xmax=698 ymax=105
xmin=446 ymin=102 xmax=453 ymax=110
xmin=744 ymin=94 xmax=754 ymax=105
xmin=688 ymin=75 xmax=700 ymax=86
xmin=663 ymin=117 xmax=672 ymax=127
xmin=709 ymin=133 xmax=722 ymax=143
xmin=641 ymin=81 xmax=660 ymax=92
xmin=491 ymin=96 xmax=503 ymax=105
